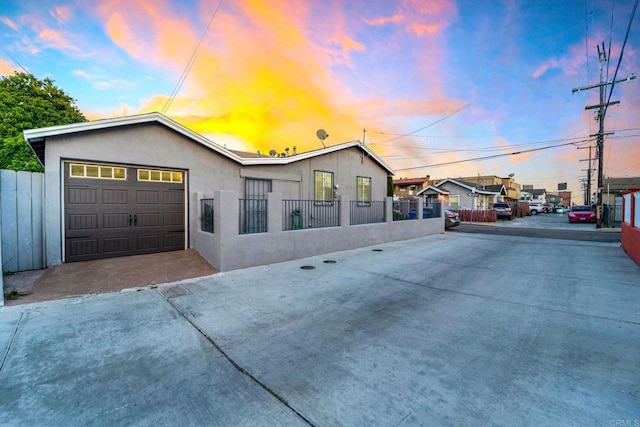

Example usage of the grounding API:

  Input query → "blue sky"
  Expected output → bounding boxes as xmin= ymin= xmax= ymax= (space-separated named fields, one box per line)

xmin=1 ymin=0 xmax=638 ymax=202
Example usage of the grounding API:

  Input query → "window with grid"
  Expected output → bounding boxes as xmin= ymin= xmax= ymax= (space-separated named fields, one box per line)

xmin=314 ymin=170 xmax=333 ymax=204
xmin=357 ymin=176 xmax=371 ymax=205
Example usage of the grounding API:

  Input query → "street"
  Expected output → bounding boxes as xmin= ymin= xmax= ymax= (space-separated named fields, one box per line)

xmin=1 ymin=223 xmax=638 ymax=426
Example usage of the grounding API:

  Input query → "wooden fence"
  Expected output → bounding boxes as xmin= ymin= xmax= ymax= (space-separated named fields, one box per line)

xmin=0 ymin=170 xmax=45 ymax=273
xmin=449 ymin=209 xmax=497 ymax=222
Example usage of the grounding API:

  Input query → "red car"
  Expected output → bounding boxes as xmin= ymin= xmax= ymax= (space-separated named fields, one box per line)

xmin=568 ymin=205 xmax=596 ymax=223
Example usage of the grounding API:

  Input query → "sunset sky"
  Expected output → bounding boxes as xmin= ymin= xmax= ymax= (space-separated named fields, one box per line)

xmin=2 ymin=0 xmax=638 ymax=202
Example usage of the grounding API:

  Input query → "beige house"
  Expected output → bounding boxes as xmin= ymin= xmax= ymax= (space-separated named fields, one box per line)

xmin=24 ymin=113 xmax=443 ymax=272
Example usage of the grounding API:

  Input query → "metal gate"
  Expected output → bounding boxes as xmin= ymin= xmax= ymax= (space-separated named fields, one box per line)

xmin=241 ymin=178 xmax=271 ymax=234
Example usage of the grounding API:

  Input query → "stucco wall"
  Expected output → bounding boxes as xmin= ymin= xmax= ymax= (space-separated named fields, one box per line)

xmin=41 ymin=123 xmax=391 ymax=266
xmin=197 ymin=191 xmax=443 ymax=271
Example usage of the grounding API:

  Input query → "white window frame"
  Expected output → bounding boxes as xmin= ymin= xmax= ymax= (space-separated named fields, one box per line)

xmin=69 ymin=163 xmax=127 ymax=180
xmin=357 ymin=176 xmax=371 ymax=205
xmin=314 ymin=170 xmax=334 ymax=204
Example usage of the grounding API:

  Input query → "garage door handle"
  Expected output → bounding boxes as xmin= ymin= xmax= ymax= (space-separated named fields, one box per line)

xmin=134 ymin=214 xmax=137 ymax=225
xmin=129 ymin=214 xmax=133 ymax=226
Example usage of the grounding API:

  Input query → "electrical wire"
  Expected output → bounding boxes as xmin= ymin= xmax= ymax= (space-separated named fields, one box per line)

xmin=162 ymin=0 xmax=223 ymax=115
xmin=393 ymin=138 xmax=593 ymax=171
xmin=372 ymin=98 xmax=477 ymax=145
xmin=604 ymin=0 xmax=638 ymax=118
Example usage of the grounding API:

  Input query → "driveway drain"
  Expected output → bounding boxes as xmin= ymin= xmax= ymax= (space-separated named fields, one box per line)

xmin=372 ymin=249 xmax=383 ymax=252
xmin=323 ymin=260 xmax=336 ymax=264
xmin=300 ymin=265 xmax=315 ymax=270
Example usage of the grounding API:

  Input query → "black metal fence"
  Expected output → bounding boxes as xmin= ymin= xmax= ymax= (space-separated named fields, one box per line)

xmin=393 ymin=199 xmax=418 ymax=221
xmin=283 ymin=199 xmax=341 ymax=230
xmin=350 ymin=200 xmax=386 ymax=225
xmin=603 ymin=201 xmax=623 ymax=228
xmin=201 ymin=198 xmax=214 ymax=233
xmin=240 ymin=198 xmax=268 ymax=234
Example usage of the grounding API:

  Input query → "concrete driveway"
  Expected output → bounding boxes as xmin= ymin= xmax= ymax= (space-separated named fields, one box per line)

xmin=1 ymin=231 xmax=639 ymax=426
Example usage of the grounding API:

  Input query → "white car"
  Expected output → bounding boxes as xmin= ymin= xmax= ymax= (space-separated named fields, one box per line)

xmin=529 ymin=203 xmax=544 ymax=215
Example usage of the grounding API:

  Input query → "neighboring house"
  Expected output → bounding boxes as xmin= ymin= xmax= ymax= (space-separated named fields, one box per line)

xmin=545 ymin=193 xmax=563 ymax=206
xmin=558 ymin=191 xmax=572 ymax=207
xmin=393 ymin=177 xmax=430 ymax=198
xmin=454 ymin=175 xmax=521 ymax=202
xmin=418 ymin=178 xmax=506 ymax=209
xmin=520 ymin=188 xmax=546 ymax=203
xmin=601 ymin=177 xmax=640 ymax=206
xmin=23 ymin=112 xmax=443 ymax=272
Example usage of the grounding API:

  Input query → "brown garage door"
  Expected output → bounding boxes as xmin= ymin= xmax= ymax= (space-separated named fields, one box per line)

xmin=64 ymin=163 xmax=185 ymax=262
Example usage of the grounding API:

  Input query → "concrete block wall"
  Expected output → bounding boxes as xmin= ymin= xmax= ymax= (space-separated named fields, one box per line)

xmin=196 ymin=191 xmax=443 ymax=271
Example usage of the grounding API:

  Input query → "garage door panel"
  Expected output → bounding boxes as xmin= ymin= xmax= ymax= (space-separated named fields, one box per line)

xmin=64 ymin=163 xmax=185 ymax=262
xmin=68 ymin=187 xmax=97 ymax=204
xmin=103 ymin=213 xmax=130 ymax=228
xmin=136 ymin=213 xmax=160 ymax=227
xmin=163 ymin=212 xmax=184 ymax=226
xmin=68 ymin=213 xmax=98 ymax=230
xmin=102 ymin=188 xmax=128 ymax=204
xmin=163 ymin=190 xmax=184 ymax=204
xmin=137 ymin=235 xmax=161 ymax=250
xmin=67 ymin=238 xmax=99 ymax=258
xmin=164 ymin=233 xmax=185 ymax=249
xmin=103 ymin=237 xmax=131 ymax=254
xmin=136 ymin=190 xmax=159 ymax=204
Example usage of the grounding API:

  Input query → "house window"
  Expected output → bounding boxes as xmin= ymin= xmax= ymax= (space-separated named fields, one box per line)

xmin=314 ymin=170 xmax=333 ymax=203
xmin=137 ymin=169 xmax=183 ymax=183
xmin=357 ymin=176 xmax=371 ymax=205
xmin=70 ymin=163 xmax=126 ymax=180
xmin=449 ymin=195 xmax=460 ymax=207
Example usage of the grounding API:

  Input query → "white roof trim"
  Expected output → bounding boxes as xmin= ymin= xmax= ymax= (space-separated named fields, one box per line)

xmin=23 ymin=112 xmax=395 ymax=174
xmin=416 ymin=185 xmax=449 ymax=196
xmin=435 ymin=178 xmax=500 ymax=195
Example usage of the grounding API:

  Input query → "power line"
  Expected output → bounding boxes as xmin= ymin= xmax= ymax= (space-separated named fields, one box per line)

xmin=162 ymin=0 xmax=223 ymax=115
xmin=393 ymin=138 xmax=593 ymax=171
xmin=372 ymin=98 xmax=477 ymax=145
xmin=604 ymin=0 xmax=638 ymax=118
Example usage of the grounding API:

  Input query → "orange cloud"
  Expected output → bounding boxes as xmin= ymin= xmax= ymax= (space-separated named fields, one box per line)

xmin=0 ymin=58 xmax=19 ymax=75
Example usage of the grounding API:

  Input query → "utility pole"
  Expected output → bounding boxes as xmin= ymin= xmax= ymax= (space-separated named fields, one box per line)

xmin=572 ymin=42 xmax=636 ymax=228
xmin=578 ymin=145 xmax=594 ymax=204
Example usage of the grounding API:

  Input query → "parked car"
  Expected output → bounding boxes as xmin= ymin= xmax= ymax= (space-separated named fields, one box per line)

xmin=408 ymin=208 xmax=434 ymax=219
xmin=529 ymin=203 xmax=544 ymax=215
xmin=542 ymin=203 xmax=553 ymax=213
xmin=568 ymin=205 xmax=596 ymax=223
xmin=554 ymin=205 xmax=566 ymax=213
xmin=444 ymin=210 xmax=460 ymax=229
xmin=492 ymin=202 xmax=512 ymax=220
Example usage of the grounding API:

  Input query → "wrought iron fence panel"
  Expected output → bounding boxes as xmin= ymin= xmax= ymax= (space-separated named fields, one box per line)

xmin=424 ymin=202 xmax=442 ymax=218
xmin=283 ymin=199 xmax=341 ymax=230
xmin=350 ymin=200 xmax=386 ymax=225
xmin=393 ymin=199 xmax=418 ymax=221
xmin=240 ymin=198 xmax=268 ymax=234
xmin=200 ymin=198 xmax=214 ymax=233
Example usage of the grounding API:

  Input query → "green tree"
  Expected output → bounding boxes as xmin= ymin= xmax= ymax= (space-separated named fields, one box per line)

xmin=0 ymin=72 xmax=86 ymax=172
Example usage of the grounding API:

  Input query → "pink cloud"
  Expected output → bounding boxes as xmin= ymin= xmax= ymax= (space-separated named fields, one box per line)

xmin=532 ymin=58 xmax=559 ymax=79
xmin=38 ymin=28 xmax=78 ymax=51
xmin=51 ymin=6 xmax=73 ymax=24
xmin=364 ymin=14 xmax=405 ymax=26
xmin=0 ymin=16 xmax=18 ymax=30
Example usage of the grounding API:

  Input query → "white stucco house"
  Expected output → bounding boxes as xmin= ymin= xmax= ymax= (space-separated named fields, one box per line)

xmin=23 ymin=112 xmax=443 ymax=271
xmin=417 ymin=178 xmax=506 ymax=209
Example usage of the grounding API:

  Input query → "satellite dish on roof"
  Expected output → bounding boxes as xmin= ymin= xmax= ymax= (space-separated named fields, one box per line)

xmin=316 ymin=129 xmax=329 ymax=148
xmin=268 ymin=149 xmax=277 ymax=157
